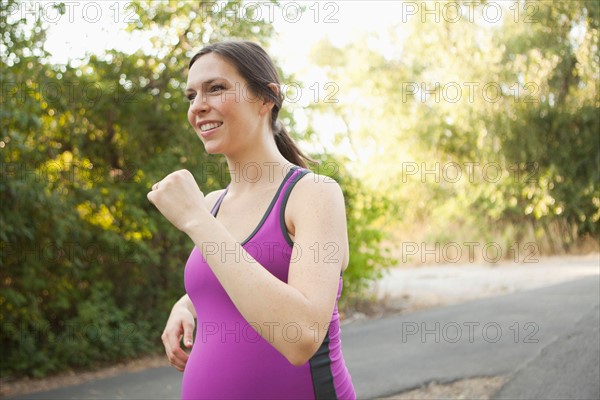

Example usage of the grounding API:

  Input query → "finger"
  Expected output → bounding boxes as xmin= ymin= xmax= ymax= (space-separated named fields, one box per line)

xmin=171 ymin=364 xmax=183 ymax=372
xmin=183 ymin=320 xmax=195 ymax=348
xmin=171 ymin=360 xmax=185 ymax=372
xmin=169 ymin=356 xmax=185 ymax=372
xmin=170 ymin=353 xmax=187 ymax=370
xmin=164 ymin=338 xmax=188 ymax=371
xmin=169 ymin=333 xmax=190 ymax=358
xmin=163 ymin=341 xmax=177 ymax=369
xmin=170 ymin=348 xmax=189 ymax=371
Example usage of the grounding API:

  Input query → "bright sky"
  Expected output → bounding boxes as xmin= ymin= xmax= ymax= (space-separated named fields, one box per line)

xmin=43 ymin=1 xmax=402 ymax=64
xmin=39 ymin=1 xmax=403 ymax=164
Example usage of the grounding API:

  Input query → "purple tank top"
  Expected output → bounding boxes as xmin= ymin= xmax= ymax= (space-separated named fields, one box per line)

xmin=182 ymin=166 xmax=356 ymax=399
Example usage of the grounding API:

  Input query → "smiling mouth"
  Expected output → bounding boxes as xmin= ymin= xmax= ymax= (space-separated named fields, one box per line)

xmin=199 ymin=122 xmax=223 ymax=132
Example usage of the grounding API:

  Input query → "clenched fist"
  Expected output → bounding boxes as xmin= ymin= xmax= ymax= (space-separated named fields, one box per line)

xmin=147 ymin=169 xmax=209 ymax=233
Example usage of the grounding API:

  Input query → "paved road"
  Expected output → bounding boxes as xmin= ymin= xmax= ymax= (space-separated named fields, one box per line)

xmin=345 ymin=275 xmax=599 ymax=399
xmin=7 ymin=276 xmax=599 ymax=400
xmin=493 ymin=303 xmax=600 ymax=400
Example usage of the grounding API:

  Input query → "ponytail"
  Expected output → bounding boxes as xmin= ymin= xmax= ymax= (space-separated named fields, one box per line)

xmin=273 ymin=120 xmax=315 ymax=169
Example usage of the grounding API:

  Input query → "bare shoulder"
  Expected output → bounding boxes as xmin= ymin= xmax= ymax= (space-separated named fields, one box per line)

xmin=287 ymin=171 xmax=346 ymax=214
xmin=286 ymin=171 xmax=349 ymax=270
xmin=204 ymin=189 xmax=226 ymax=210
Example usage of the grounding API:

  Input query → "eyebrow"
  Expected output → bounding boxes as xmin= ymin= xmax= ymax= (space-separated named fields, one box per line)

xmin=184 ymin=77 xmax=226 ymax=94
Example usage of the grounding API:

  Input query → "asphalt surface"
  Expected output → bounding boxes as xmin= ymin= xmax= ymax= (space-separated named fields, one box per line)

xmin=345 ymin=275 xmax=600 ymax=399
xmin=6 ymin=276 xmax=600 ymax=400
xmin=493 ymin=303 xmax=600 ymax=400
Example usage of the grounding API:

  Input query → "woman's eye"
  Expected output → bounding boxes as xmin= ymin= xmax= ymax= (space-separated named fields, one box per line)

xmin=209 ymin=84 xmax=225 ymax=93
xmin=186 ymin=94 xmax=196 ymax=103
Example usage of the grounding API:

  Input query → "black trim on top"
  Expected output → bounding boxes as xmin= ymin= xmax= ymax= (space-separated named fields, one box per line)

xmin=279 ymin=168 xmax=310 ymax=247
xmin=212 ymin=166 xmax=300 ymax=245
xmin=309 ymin=328 xmax=338 ymax=400
xmin=210 ymin=187 xmax=229 ymax=215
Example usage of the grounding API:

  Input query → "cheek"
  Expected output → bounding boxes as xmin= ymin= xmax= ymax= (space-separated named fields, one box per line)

xmin=212 ymin=96 xmax=231 ymax=114
xmin=187 ymin=106 xmax=195 ymax=127
xmin=212 ymin=101 xmax=237 ymax=128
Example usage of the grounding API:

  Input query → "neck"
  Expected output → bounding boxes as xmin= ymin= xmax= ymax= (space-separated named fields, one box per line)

xmin=224 ymin=136 xmax=292 ymax=194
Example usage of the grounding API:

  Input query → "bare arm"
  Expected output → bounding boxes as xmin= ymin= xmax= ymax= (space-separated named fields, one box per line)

xmin=161 ymin=295 xmax=195 ymax=371
xmin=174 ymin=294 xmax=196 ymax=318
xmin=183 ymin=174 xmax=348 ymax=366
xmin=160 ymin=189 xmax=223 ymax=371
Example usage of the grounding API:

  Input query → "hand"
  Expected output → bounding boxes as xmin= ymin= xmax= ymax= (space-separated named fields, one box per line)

xmin=147 ymin=169 xmax=208 ymax=233
xmin=161 ymin=301 xmax=196 ymax=372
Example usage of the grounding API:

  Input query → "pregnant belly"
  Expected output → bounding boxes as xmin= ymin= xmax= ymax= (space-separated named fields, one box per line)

xmin=181 ymin=328 xmax=314 ymax=400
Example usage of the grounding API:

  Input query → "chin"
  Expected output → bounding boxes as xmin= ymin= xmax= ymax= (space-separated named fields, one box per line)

xmin=200 ymin=140 xmax=223 ymax=155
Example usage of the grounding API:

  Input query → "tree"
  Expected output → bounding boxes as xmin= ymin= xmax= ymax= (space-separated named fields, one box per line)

xmin=306 ymin=1 xmax=599 ymax=260
xmin=1 ymin=0 xmax=277 ymax=378
xmin=1 ymin=0 xmax=391 ymax=378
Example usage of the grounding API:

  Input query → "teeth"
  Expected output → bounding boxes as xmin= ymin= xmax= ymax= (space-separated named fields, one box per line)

xmin=200 ymin=122 xmax=222 ymax=132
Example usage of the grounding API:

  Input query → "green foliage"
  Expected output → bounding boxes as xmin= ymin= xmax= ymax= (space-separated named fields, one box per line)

xmin=310 ymin=155 xmax=393 ymax=307
xmin=308 ymin=1 xmax=599 ymax=256
xmin=1 ymin=0 xmax=389 ymax=379
xmin=7 ymin=0 xmax=596 ymax=381
xmin=1 ymin=0 xmax=261 ymax=379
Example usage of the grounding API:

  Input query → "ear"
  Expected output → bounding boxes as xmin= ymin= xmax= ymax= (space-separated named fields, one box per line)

xmin=267 ymin=83 xmax=280 ymax=98
xmin=260 ymin=83 xmax=279 ymax=115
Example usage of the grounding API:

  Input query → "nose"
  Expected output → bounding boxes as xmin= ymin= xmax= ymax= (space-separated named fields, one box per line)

xmin=190 ymin=94 xmax=209 ymax=115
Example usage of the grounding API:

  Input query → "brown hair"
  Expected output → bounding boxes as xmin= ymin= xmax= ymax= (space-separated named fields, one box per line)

xmin=189 ymin=40 xmax=315 ymax=168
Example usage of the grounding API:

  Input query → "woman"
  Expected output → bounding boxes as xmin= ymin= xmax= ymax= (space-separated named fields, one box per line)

xmin=148 ymin=40 xmax=356 ymax=399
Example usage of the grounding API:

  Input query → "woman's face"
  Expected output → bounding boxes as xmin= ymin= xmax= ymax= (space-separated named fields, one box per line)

xmin=185 ymin=53 xmax=268 ymax=156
